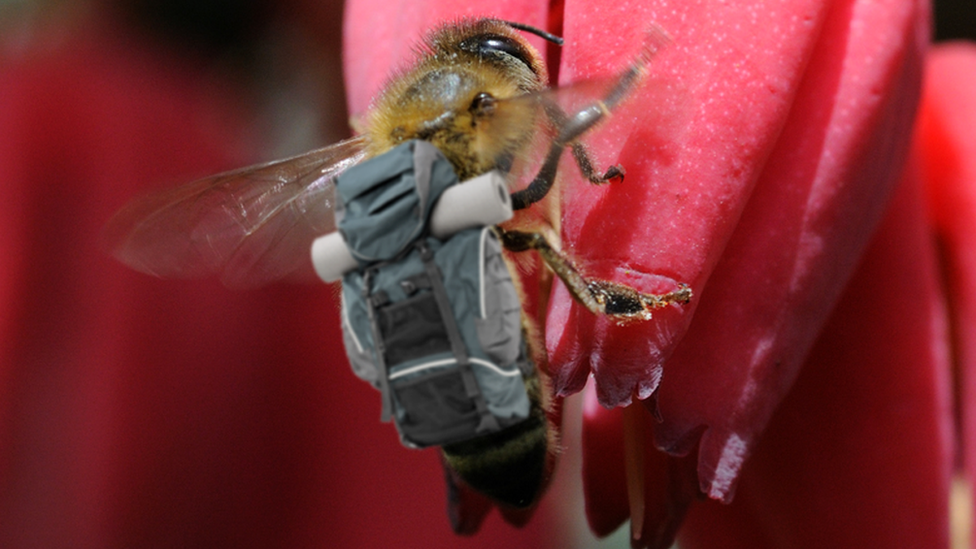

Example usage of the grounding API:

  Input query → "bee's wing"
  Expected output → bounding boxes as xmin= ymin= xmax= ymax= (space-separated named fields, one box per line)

xmin=498 ymin=23 xmax=675 ymax=181
xmin=104 ymin=135 xmax=368 ymax=289
xmin=492 ymin=79 xmax=632 ymax=189
xmin=499 ymin=71 xmax=682 ymax=192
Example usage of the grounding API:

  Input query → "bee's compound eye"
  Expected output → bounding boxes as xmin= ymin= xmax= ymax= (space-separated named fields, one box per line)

xmin=461 ymin=34 xmax=535 ymax=72
xmin=470 ymin=92 xmax=496 ymax=115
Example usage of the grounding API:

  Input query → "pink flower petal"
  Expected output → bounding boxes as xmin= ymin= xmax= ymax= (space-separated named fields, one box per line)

xmin=650 ymin=0 xmax=928 ymax=500
xmin=678 ymin=142 xmax=954 ymax=548
xmin=916 ymin=41 xmax=976 ymax=536
xmin=548 ymin=0 xmax=830 ymax=406
xmin=344 ymin=0 xmax=930 ymax=540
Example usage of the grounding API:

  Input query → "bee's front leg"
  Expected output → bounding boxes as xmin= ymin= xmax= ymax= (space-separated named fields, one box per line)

xmin=509 ymin=112 xmax=624 ymax=210
xmin=511 ymin=26 xmax=668 ymax=211
xmin=498 ymin=228 xmax=691 ymax=322
xmin=554 ymin=105 xmax=627 ymax=181
xmin=570 ymin=142 xmax=624 ymax=185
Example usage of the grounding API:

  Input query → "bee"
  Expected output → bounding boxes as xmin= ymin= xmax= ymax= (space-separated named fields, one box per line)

xmin=104 ymin=18 xmax=691 ymax=519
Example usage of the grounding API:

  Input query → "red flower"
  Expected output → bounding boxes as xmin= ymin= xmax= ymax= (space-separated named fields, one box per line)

xmin=344 ymin=0 xmax=969 ymax=547
xmin=669 ymin=40 xmax=976 ymax=548
xmin=3 ymin=0 xmax=968 ymax=546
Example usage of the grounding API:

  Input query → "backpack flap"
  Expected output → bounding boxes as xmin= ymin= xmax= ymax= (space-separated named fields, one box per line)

xmin=336 ymin=140 xmax=458 ymax=264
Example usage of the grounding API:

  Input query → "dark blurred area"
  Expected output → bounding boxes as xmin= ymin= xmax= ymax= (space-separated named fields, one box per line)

xmin=2 ymin=0 xmax=350 ymax=152
xmin=120 ymin=0 xmax=272 ymax=57
xmin=112 ymin=0 xmax=351 ymax=156
xmin=935 ymin=0 xmax=976 ymax=41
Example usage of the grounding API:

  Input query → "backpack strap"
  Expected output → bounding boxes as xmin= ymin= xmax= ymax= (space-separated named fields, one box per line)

xmin=362 ymin=268 xmax=395 ymax=423
xmin=416 ymin=241 xmax=501 ymax=434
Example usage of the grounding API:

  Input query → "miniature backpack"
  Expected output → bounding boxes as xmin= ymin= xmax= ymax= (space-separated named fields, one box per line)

xmin=335 ymin=139 xmax=533 ymax=448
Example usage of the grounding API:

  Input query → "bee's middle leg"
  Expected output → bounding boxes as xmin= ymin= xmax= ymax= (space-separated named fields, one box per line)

xmin=499 ymin=228 xmax=691 ymax=322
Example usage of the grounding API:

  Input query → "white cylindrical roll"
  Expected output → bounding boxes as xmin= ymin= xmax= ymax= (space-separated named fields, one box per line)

xmin=310 ymin=232 xmax=358 ymax=283
xmin=310 ymin=170 xmax=514 ymax=284
xmin=429 ymin=170 xmax=512 ymax=239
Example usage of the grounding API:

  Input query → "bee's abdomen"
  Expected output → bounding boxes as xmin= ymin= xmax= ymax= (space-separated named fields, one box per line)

xmin=441 ymin=412 xmax=548 ymax=508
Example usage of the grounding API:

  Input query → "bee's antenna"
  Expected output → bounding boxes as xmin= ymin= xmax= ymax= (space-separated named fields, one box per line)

xmin=502 ymin=21 xmax=564 ymax=46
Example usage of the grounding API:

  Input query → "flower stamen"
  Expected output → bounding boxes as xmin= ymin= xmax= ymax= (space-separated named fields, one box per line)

xmin=622 ymin=403 xmax=646 ymax=540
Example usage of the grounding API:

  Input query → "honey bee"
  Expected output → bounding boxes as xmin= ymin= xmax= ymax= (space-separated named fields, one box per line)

xmin=105 ymin=18 xmax=691 ymax=518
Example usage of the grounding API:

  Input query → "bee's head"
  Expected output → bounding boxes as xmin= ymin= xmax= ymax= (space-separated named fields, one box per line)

xmin=365 ymin=19 xmax=559 ymax=179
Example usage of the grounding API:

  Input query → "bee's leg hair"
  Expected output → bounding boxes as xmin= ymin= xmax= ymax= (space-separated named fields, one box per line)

xmin=542 ymin=101 xmax=624 ymax=185
xmin=510 ymin=30 xmax=663 ymax=211
xmin=510 ymin=141 xmax=564 ymax=211
xmin=571 ymin=142 xmax=624 ymax=185
xmin=498 ymin=228 xmax=691 ymax=321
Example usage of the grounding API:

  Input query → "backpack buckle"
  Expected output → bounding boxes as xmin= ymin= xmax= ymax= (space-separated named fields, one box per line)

xmin=400 ymin=279 xmax=417 ymax=295
xmin=369 ymin=291 xmax=389 ymax=307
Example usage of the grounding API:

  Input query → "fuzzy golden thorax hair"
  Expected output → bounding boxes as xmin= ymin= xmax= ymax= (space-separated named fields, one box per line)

xmin=365 ymin=19 xmax=550 ymax=180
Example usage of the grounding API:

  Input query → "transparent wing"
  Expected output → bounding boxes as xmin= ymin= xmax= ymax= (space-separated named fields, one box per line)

xmin=104 ymin=135 xmax=368 ymax=289
xmin=494 ymin=24 xmax=677 ymax=193
xmin=492 ymin=78 xmax=643 ymax=195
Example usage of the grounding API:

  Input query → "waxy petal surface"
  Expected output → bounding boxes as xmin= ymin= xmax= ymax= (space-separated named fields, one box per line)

xmin=678 ymin=150 xmax=954 ymax=548
xmin=548 ymin=0 xmax=828 ymax=406
xmin=652 ymin=0 xmax=926 ymax=500
xmin=580 ymin=383 xmax=630 ymax=537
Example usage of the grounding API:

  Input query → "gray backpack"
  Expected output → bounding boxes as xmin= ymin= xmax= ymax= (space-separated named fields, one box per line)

xmin=336 ymin=140 xmax=532 ymax=448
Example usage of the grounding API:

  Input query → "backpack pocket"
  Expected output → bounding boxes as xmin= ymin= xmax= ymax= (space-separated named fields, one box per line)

xmin=341 ymin=305 xmax=380 ymax=387
xmin=377 ymin=290 xmax=451 ymax=366
xmin=474 ymin=230 xmax=522 ymax=366
xmin=391 ymin=365 xmax=480 ymax=447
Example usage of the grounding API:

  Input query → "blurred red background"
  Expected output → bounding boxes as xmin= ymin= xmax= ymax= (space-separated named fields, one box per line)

xmin=0 ymin=1 xmax=561 ymax=547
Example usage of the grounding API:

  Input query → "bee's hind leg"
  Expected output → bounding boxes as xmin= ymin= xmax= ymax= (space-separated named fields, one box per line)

xmin=498 ymin=228 xmax=691 ymax=322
